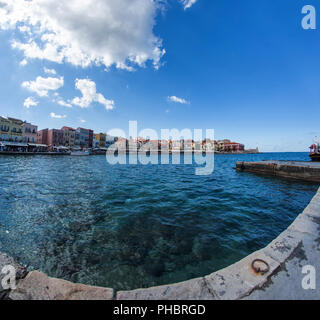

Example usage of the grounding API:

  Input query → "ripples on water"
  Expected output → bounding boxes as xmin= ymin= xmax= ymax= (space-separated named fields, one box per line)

xmin=0 ymin=152 xmax=317 ymax=290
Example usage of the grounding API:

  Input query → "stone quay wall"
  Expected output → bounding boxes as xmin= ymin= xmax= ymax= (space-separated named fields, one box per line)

xmin=236 ymin=160 xmax=320 ymax=183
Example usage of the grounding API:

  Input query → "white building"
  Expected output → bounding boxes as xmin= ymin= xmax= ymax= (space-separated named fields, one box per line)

xmin=22 ymin=121 xmax=38 ymax=143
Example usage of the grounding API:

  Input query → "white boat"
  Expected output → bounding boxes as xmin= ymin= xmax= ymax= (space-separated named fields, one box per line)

xmin=70 ymin=150 xmax=90 ymax=156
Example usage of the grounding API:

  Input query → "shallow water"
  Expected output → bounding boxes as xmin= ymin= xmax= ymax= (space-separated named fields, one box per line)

xmin=0 ymin=152 xmax=317 ymax=290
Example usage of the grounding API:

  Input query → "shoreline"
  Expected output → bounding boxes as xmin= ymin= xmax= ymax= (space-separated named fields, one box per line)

xmin=0 ymin=151 xmax=261 ymax=156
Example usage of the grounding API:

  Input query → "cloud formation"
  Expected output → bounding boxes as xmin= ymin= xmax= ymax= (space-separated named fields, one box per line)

xmin=168 ymin=95 xmax=190 ymax=104
xmin=21 ymin=76 xmax=64 ymax=97
xmin=23 ymin=97 xmax=38 ymax=108
xmin=72 ymin=79 xmax=115 ymax=111
xmin=57 ymin=99 xmax=72 ymax=108
xmin=44 ymin=67 xmax=57 ymax=75
xmin=181 ymin=0 xmax=197 ymax=10
xmin=50 ymin=112 xmax=66 ymax=119
xmin=0 ymin=0 xmax=165 ymax=70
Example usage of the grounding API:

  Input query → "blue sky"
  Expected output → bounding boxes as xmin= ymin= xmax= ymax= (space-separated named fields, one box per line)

xmin=0 ymin=0 xmax=319 ymax=152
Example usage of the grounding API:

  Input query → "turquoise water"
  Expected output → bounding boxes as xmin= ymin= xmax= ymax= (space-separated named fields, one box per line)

xmin=0 ymin=152 xmax=318 ymax=290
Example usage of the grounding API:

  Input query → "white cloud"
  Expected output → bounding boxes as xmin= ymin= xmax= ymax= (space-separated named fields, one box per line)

xmin=20 ymin=58 xmax=27 ymax=66
xmin=168 ymin=95 xmax=190 ymax=104
xmin=50 ymin=112 xmax=66 ymax=119
xmin=1 ymin=0 xmax=166 ymax=70
xmin=23 ymin=97 xmax=38 ymax=108
xmin=44 ymin=67 xmax=56 ymax=75
xmin=72 ymin=78 xmax=115 ymax=111
xmin=181 ymin=0 xmax=198 ymax=10
xmin=79 ymin=119 xmax=86 ymax=123
xmin=57 ymin=99 xmax=72 ymax=108
xmin=21 ymin=76 xmax=64 ymax=97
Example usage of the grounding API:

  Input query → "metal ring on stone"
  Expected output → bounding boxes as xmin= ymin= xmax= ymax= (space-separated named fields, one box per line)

xmin=251 ymin=259 xmax=270 ymax=275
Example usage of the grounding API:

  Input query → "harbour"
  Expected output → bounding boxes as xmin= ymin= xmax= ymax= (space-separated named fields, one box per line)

xmin=0 ymin=152 xmax=316 ymax=292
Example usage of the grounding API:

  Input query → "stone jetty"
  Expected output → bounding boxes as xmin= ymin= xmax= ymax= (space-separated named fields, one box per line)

xmin=235 ymin=160 xmax=320 ymax=183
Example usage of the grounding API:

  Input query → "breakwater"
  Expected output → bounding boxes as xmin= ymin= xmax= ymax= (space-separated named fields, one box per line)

xmin=236 ymin=160 xmax=320 ymax=183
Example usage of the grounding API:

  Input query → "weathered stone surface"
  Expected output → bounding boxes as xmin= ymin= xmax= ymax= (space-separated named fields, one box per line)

xmin=204 ymin=250 xmax=280 ymax=300
xmin=263 ymin=229 xmax=303 ymax=264
xmin=244 ymin=238 xmax=320 ymax=300
xmin=288 ymin=213 xmax=320 ymax=236
xmin=117 ymin=277 xmax=217 ymax=300
xmin=9 ymin=271 xmax=114 ymax=300
xmin=302 ymin=192 xmax=320 ymax=219
xmin=244 ymin=188 xmax=320 ymax=300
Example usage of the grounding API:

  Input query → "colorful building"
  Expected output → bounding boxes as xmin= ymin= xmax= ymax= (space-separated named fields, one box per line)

xmin=61 ymin=127 xmax=75 ymax=148
xmin=93 ymin=134 xmax=100 ymax=148
xmin=223 ymin=142 xmax=245 ymax=152
xmin=0 ymin=116 xmax=10 ymax=141
xmin=37 ymin=129 xmax=48 ymax=145
xmin=76 ymin=127 xmax=93 ymax=149
xmin=97 ymin=133 xmax=106 ymax=148
xmin=47 ymin=129 xmax=64 ymax=147
xmin=0 ymin=117 xmax=25 ymax=142
xmin=22 ymin=121 xmax=37 ymax=143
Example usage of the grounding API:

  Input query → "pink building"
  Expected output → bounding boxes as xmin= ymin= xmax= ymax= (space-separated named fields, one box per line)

xmin=37 ymin=129 xmax=48 ymax=145
xmin=47 ymin=129 xmax=64 ymax=146
xmin=223 ymin=142 xmax=245 ymax=152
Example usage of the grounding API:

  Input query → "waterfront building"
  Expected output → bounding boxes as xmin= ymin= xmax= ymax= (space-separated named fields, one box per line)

xmin=22 ymin=121 xmax=37 ymax=143
xmin=171 ymin=140 xmax=182 ymax=151
xmin=76 ymin=127 xmax=93 ymax=149
xmin=74 ymin=131 xmax=80 ymax=147
xmin=88 ymin=129 xmax=93 ymax=148
xmin=223 ymin=142 xmax=245 ymax=152
xmin=217 ymin=139 xmax=231 ymax=152
xmin=106 ymin=135 xmax=115 ymax=148
xmin=114 ymin=137 xmax=128 ymax=151
xmin=159 ymin=140 xmax=169 ymax=151
xmin=216 ymin=139 xmax=245 ymax=152
xmin=37 ymin=129 xmax=48 ymax=145
xmin=93 ymin=134 xmax=100 ymax=148
xmin=202 ymin=139 xmax=215 ymax=151
xmin=47 ymin=129 xmax=64 ymax=147
xmin=0 ymin=116 xmax=10 ymax=141
xmin=0 ymin=117 xmax=24 ymax=142
xmin=61 ymin=127 xmax=75 ymax=148
xmin=97 ymin=133 xmax=107 ymax=148
xmin=184 ymin=139 xmax=195 ymax=151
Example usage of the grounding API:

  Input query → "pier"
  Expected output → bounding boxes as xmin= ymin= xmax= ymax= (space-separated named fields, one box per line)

xmin=235 ymin=160 xmax=320 ymax=183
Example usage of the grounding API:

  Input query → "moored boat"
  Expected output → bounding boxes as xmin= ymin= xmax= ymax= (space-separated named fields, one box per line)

xmin=309 ymin=152 xmax=320 ymax=162
xmin=309 ymin=137 xmax=320 ymax=161
xmin=70 ymin=150 xmax=90 ymax=156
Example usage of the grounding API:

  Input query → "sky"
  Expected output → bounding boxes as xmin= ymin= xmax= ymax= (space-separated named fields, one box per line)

xmin=0 ymin=0 xmax=319 ymax=152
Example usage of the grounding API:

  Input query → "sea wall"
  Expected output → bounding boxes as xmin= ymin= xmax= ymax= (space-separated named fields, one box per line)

xmin=236 ymin=160 xmax=320 ymax=183
xmin=2 ymin=187 xmax=320 ymax=300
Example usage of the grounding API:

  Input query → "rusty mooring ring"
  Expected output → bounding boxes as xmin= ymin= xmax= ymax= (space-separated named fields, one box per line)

xmin=251 ymin=259 xmax=270 ymax=275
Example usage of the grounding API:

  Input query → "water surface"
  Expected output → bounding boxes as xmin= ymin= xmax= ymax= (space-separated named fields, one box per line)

xmin=0 ymin=152 xmax=317 ymax=290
